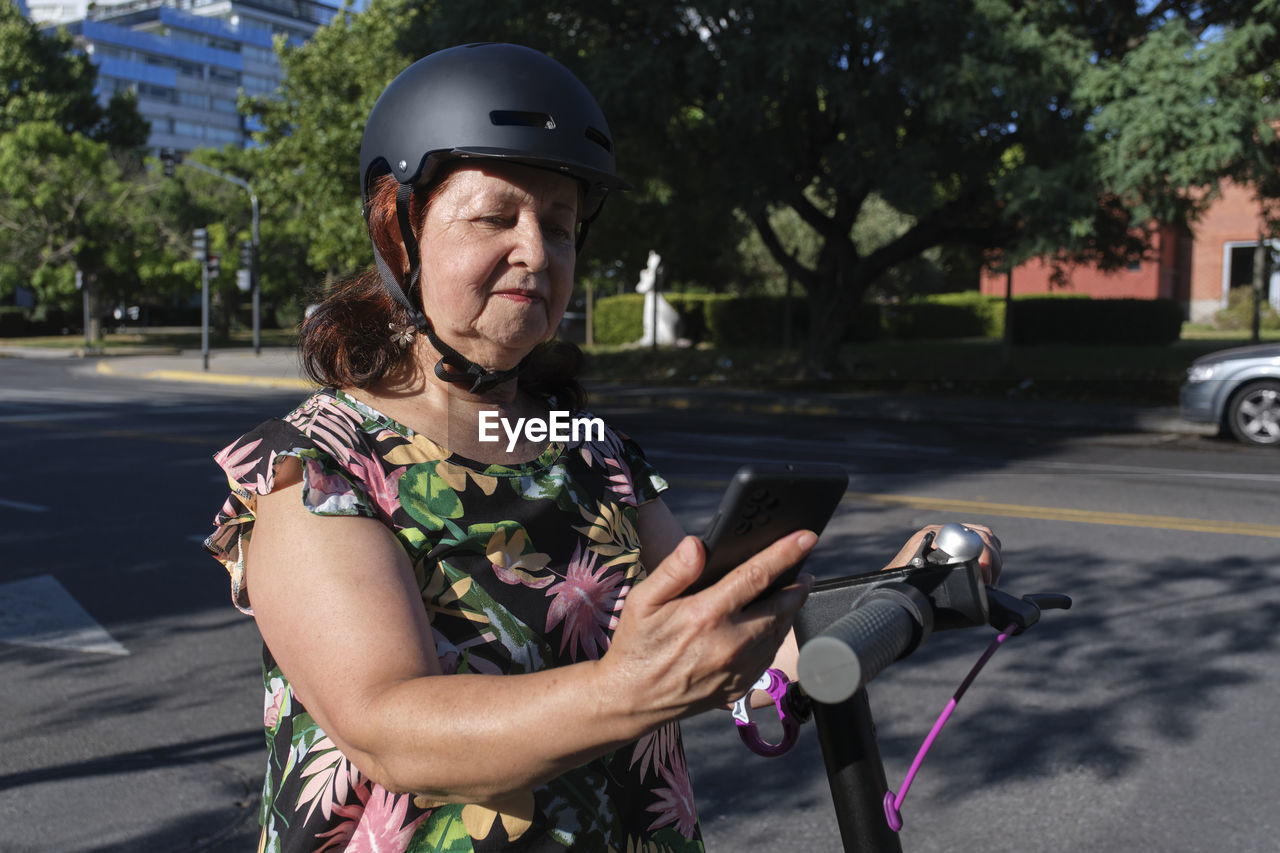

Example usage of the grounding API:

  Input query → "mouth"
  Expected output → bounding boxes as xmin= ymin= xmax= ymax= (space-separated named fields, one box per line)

xmin=492 ymin=290 xmax=543 ymax=304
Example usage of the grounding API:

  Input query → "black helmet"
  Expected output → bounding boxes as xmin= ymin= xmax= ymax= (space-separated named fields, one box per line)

xmin=360 ymin=42 xmax=626 ymax=222
xmin=359 ymin=43 xmax=625 ymax=394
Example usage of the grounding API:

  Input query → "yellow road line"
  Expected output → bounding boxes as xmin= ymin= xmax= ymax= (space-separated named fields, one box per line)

xmin=591 ymin=392 xmax=840 ymax=417
xmin=141 ymin=368 xmax=315 ymax=390
xmin=664 ymin=476 xmax=1280 ymax=539
xmin=96 ymin=360 xmax=315 ymax=390
xmin=843 ymin=491 xmax=1280 ymax=539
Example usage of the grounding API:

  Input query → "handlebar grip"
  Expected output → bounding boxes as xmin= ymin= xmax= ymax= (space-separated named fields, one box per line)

xmin=797 ymin=595 xmax=918 ymax=704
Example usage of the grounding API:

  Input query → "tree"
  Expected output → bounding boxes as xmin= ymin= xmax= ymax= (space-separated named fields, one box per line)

xmin=240 ymin=0 xmax=752 ymax=305
xmin=0 ymin=122 xmax=147 ymax=333
xmin=243 ymin=0 xmax=416 ymax=291
xmin=244 ymin=1 xmax=1279 ymax=371
xmin=423 ymin=1 xmax=1107 ymax=372
xmin=1078 ymin=4 xmax=1280 ymax=340
xmin=0 ymin=0 xmax=150 ymax=331
xmin=423 ymin=0 xmax=1280 ymax=374
xmin=0 ymin=0 xmax=149 ymax=149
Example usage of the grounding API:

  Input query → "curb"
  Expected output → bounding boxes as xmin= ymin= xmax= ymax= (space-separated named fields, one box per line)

xmin=0 ymin=345 xmax=184 ymax=358
xmin=586 ymin=388 xmax=842 ymax=418
xmin=72 ymin=355 xmax=1207 ymax=436
xmin=93 ymin=360 xmax=316 ymax=391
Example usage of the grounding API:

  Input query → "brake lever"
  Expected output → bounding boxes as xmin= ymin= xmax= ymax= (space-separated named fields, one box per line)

xmin=985 ymin=587 xmax=1072 ymax=634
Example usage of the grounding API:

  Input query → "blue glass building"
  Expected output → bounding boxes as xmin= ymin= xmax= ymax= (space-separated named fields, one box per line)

xmin=42 ymin=0 xmax=337 ymax=154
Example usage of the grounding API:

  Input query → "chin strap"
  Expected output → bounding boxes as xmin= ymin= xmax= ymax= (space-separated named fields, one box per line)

xmin=422 ymin=322 xmax=530 ymax=395
xmin=370 ymin=183 xmax=530 ymax=395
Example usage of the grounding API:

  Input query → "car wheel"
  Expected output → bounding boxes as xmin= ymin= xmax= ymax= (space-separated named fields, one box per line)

xmin=1226 ymin=379 xmax=1280 ymax=446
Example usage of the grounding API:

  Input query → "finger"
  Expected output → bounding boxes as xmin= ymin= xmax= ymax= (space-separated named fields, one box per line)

xmin=629 ymin=536 xmax=704 ymax=610
xmin=961 ymin=523 xmax=1002 ymax=583
xmin=881 ymin=525 xmax=942 ymax=570
xmin=711 ymin=530 xmax=817 ymax=614
xmin=737 ymin=572 xmax=812 ymax=641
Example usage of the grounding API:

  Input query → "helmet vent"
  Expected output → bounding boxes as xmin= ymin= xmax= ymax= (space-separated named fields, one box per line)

xmin=584 ymin=125 xmax=612 ymax=153
xmin=490 ymin=110 xmax=556 ymax=130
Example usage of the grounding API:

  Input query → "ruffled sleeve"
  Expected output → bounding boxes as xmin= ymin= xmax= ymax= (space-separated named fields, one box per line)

xmin=203 ymin=417 xmax=378 ymax=613
xmin=613 ymin=427 xmax=669 ymax=506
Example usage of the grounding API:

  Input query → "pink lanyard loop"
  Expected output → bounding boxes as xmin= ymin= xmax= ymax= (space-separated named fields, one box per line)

xmin=883 ymin=622 xmax=1017 ymax=831
xmin=733 ymin=668 xmax=802 ymax=758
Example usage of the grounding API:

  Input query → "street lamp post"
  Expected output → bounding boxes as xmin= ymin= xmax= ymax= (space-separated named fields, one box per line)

xmin=160 ymin=149 xmax=262 ymax=354
xmin=193 ymin=227 xmax=209 ymax=370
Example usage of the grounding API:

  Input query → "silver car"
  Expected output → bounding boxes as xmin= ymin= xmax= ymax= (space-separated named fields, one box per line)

xmin=1179 ymin=343 xmax=1280 ymax=446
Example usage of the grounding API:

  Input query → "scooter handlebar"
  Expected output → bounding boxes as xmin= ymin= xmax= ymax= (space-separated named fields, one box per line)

xmin=797 ymin=586 xmax=928 ymax=704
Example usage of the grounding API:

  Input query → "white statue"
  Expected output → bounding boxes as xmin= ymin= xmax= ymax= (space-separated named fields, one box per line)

xmin=636 ymin=250 xmax=679 ymax=345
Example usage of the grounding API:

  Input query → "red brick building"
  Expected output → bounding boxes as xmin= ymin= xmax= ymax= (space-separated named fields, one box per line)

xmin=979 ymin=179 xmax=1280 ymax=322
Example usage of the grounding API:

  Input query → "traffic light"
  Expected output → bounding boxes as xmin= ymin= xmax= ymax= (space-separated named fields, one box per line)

xmin=159 ymin=147 xmax=182 ymax=178
xmin=208 ymin=253 xmax=221 ymax=278
xmin=239 ymin=240 xmax=254 ymax=271
xmin=192 ymin=228 xmax=207 ymax=262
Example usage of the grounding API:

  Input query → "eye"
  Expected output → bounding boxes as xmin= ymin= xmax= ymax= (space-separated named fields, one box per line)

xmin=543 ymin=213 xmax=578 ymax=241
xmin=543 ymin=222 xmax=575 ymax=243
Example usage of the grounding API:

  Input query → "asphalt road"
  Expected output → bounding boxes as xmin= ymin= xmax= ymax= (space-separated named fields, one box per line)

xmin=1 ymin=356 xmax=1278 ymax=852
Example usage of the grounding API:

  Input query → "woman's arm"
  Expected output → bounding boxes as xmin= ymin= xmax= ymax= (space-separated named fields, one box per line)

xmin=245 ymin=463 xmax=813 ymax=802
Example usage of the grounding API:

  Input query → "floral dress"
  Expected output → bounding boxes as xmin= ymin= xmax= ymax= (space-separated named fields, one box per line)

xmin=205 ymin=389 xmax=704 ymax=853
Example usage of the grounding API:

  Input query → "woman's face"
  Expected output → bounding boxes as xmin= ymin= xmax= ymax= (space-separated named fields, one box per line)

xmin=417 ymin=161 xmax=579 ymax=370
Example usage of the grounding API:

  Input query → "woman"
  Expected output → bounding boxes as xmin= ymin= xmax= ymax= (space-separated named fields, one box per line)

xmin=206 ymin=44 xmax=999 ymax=853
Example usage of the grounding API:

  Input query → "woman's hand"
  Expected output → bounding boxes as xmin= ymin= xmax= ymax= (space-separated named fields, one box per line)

xmin=882 ymin=523 xmax=1003 ymax=584
xmin=601 ymin=531 xmax=816 ymax=721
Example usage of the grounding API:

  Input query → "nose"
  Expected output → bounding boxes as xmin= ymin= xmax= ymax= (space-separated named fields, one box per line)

xmin=508 ymin=213 xmax=549 ymax=272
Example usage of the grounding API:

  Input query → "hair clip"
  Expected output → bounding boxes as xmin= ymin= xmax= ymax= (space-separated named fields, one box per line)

xmin=388 ymin=322 xmax=417 ymax=349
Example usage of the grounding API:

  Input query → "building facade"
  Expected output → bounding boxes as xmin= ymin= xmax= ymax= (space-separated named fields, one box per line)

xmin=980 ymin=181 xmax=1280 ymax=323
xmin=34 ymin=0 xmax=337 ymax=155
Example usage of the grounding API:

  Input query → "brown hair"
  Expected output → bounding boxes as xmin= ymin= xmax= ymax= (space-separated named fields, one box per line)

xmin=299 ymin=170 xmax=587 ymax=410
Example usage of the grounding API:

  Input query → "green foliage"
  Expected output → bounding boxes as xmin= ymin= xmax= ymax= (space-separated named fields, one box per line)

xmin=0 ymin=121 xmax=145 ymax=311
xmin=647 ymin=293 xmax=719 ymax=342
xmin=1 ymin=0 xmax=100 ymax=135
xmin=883 ymin=297 xmax=993 ymax=341
xmin=0 ymin=0 xmax=150 ymax=327
xmin=1083 ymin=14 xmax=1280 ymax=230
xmin=927 ymin=292 xmax=1008 ymax=338
xmin=5 ymin=0 xmax=1272 ymax=368
xmin=594 ymin=292 xmax=803 ymax=347
xmin=704 ymin=295 xmax=804 ymax=347
xmin=880 ymin=292 xmax=1104 ymax=340
xmin=0 ymin=304 xmax=26 ymax=335
xmin=1009 ymin=297 xmax=1184 ymax=346
xmin=98 ymin=89 xmax=151 ymax=153
xmin=243 ymin=0 xmax=416 ymax=284
xmin=1214 ymin=286 xmax=1280 ymax=331
xmin=416 ymin=0 xmax=1151 ymax=373
xmin=0 ymin=0 xmax=148 ymax=148
xmin=592 ymin=294 xmax=644 ymax=345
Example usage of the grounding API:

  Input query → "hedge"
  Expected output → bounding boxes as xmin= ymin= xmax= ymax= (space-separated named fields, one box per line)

xmin=0 ymin=306 xmax=27 ymax=337
xmin=591 ymin=291 xmax=1185 ymax=347
xmin=705 ymin=295 xmax=804 ymax=347
xmin=1009 ymin=296 xmax=1184 ymax=345
xmin=0 ymin=306 xmax=82 ymax=337
xmin=878 ymin=292 xmax=1188 ymax=344
xmin=593 ymin=293 xmax=805 ymax=347
xmin=592 ymin=293 xmax=645 ymax=345
xmin=882 ymin=294 xmax=993 ymax=340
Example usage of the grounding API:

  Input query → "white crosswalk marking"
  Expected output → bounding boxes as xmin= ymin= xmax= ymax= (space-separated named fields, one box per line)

xmin=0 ymin=574 xmax=129 ymax=656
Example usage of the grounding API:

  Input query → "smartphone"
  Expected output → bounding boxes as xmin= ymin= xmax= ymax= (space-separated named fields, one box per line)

xmin=686 ymin=462 xmax=849 ymax=598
